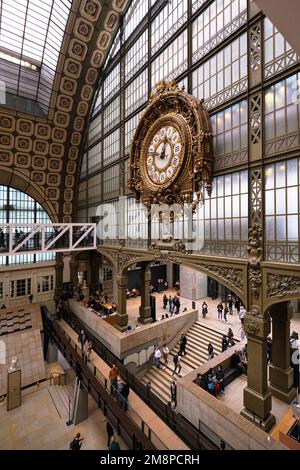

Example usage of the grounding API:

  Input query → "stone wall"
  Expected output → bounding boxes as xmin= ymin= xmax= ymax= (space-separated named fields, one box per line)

xmin=176 ymin=351 xmax=287 ymax=450
xmin=0 ymin=307 xmax=46 ymax=395
xmin=69 ymin=298 xmax=198 ymax=363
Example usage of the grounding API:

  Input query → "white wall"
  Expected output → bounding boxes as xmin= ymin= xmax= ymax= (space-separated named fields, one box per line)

xmin=180 ymin=265 xmax=207 ymax=300
xmin=0 ymin=262 xmax=56 ymax=308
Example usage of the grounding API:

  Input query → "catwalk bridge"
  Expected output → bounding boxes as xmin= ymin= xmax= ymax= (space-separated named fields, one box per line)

xmin=0 ymin=223 xmax=97 ymax=256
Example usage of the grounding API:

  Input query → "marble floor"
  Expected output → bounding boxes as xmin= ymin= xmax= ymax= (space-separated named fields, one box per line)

xmin=0 ymin=384 xmax=127 ymax=450
xmin=127 ymin=289 xmax=300 ymax=339
xmin=219 ymin=374 xmax=295 ymax=431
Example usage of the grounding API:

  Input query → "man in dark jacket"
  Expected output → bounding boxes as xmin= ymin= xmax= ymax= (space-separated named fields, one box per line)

xmin=170 ymin=380 xmax=177 ymax=406
xmin=70 ymin=433 xmax=84 ymax=450
xmin=179 ymin=334 xmax=187 ymax=356
xmin=120 ymin=379 xmax=130 ymax=411
xmin=106 ymin=421 xmax=114 ymax=447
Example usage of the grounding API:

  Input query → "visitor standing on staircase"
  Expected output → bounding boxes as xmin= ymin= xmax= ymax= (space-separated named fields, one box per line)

xmin=222 ymin=335 xmax=228 ymax=352
xmin=179 ymin=334 xmax=187 ymax=356
xmin=153 ymin=347 xmax=161 ymax=368
xmin=162 ymin=344 xmax=169 ymax=366
xmin=208 ymin=343 xmax=214 ymax=360
xmin=172 ymin=352 xmax=182 ymax=376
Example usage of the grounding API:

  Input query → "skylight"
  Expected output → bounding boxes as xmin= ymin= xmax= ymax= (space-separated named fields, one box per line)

xmin=0 ymin=0 xmax=72 ymax=115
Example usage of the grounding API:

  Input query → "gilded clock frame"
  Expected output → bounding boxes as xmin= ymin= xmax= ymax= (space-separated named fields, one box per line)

xmin=128 ymin=80 xmax=214 ymax=206
xmin=141 ymin=113 xmax=191 ymax=192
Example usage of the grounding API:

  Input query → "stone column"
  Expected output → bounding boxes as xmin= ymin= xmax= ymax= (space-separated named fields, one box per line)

xmin=269 ymin=302 xmax=296 ymax=403
xmin=241 ymin=311 xmax=275 ymax=431
xmin=115 ymin=272 xmax=128 ymax=332
xmin=166 ymin=262 xmax=173 ymax=288
xmin=138 ymin=264 xmax=153 ymax=324
xmin=62 ymin=254 xmax=71 ymax=284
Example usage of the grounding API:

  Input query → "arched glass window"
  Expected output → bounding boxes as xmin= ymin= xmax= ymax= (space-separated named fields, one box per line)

xmin=0 ymin=186 xmax=55 ymax=266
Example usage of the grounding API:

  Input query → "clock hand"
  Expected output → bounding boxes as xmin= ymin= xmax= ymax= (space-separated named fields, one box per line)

xmin=160 ymin=137 xmax=167 ymax=160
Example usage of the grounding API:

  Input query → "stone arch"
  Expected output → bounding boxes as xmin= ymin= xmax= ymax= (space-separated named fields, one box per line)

xmin=0 ymin=166 xmax=58 ymax=222
xmin=118 ymin=251 xmax=247 ymax=306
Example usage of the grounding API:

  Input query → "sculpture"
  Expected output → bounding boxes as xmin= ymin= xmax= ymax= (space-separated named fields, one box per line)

xmin=9 ymin=356 xmax=18 ymax=372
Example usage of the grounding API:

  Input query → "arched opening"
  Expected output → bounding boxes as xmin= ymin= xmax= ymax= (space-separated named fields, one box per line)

xmin=0 ymin=185 xmax=56 ymax=308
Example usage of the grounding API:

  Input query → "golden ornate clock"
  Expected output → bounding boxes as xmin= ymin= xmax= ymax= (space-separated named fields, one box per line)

xmin=128 ymin=81 xmax=213 ymax=207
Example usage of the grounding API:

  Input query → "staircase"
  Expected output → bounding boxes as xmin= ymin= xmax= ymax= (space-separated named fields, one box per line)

xmin=141 ymin=322 xmax=227 ymax=403
xmin=48 ymin=382 xmax=74 ymax=419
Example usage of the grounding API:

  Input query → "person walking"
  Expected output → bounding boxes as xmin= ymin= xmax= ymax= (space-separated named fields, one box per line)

xmin=120 ymin=379 xmax=130 ymax=412
xmin=168 ymin=295 xmax=173 ymax=314
xmin=208 ymin=343 xmax=214 ymax=360
xmin=170 ymin=380 xmax=177 ymax=407
xmin=227 ymin=327 xmax=234 ymax=342
xmin=221 ymin=335 xmax=228 ymax=352
xmin=228 ymin=297 xmax=233 ymax=315
xmin=223 ymin=304 xmax=228 ymax=323
xmin=106 ymin=421 xmax=114 ymax=447
xmin=202 ymin=301 xmax=208 ymax=319
xmin=163 ymin=294 xmax=168 ymax=309
xmin=172 ymin=352 xmax=182 ymax=376
xmin=235 ymin=298 xmax=241 ymax=314
xmin=179 ymin=334 xmax=187 ymax=356
xmin=109 ymin=364 xmax=119 ymax=395
xmin=153 ymin=347 xmax=161 ymax=368
xmin=108 ymin=435 xmax=120 ymax=450
xmin=217 ymin=302 xmax=223 ymax=321
xmin=69 ymin=433 xmax=84 ymax=450
xmin=162 ymin=344 xmax=169 ymax=367
xmin=78 ymin=329 xmax=86 ymax=357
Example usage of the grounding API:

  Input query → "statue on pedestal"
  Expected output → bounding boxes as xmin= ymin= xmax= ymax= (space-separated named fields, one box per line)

xmin=8 ymin=356 xmax=18 ymax=372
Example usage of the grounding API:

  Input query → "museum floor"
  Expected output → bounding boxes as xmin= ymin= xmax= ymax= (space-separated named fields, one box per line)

xmin=0 ymin=371 xmax=128 ymax=450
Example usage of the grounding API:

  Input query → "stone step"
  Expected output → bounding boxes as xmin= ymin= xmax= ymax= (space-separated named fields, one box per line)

xmin=185 ymin=331 xmax=222 ymax=354
xmin=191 ymin=324 xmax=225 ymax=343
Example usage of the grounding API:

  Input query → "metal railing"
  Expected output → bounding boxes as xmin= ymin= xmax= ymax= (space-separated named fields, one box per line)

xmin=41 ymin=307 xmax=158 ymax=450
xmin=60 ymin=304 xmax=220 ymax=450
xmin=60 ymin=328 xmax=168 ymax=450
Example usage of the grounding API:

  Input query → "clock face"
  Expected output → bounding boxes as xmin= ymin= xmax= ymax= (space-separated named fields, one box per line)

xmin=145 ymin=125 xmax=183 ymax=186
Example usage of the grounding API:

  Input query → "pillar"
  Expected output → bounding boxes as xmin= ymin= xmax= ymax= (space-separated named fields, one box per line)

xmin=166 ymin=262 xmax=173 ymax=288
xmin=115 ymin=272 xmax=128 ymax=332
xmin=269 ymin=302 xmax=296 ymax=403
xmin=180 ymin=265 xmax=207 ymax=300
xmin=138 ymin=264 xmax=153 ymax=324
xmin=62 ymin=254 xmax=71 ymax=284
xmin=241 ymin=311 xmax=276 ymax=431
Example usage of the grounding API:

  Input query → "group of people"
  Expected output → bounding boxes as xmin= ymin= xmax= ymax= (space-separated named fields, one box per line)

xmin=77 ymin=329 xmax=92 ymax=362
xmin=216 ymin=299 xmax=246 ymax=324
xmin=163 ymin=294 xmax=181 ymax=315
xmin=231 ymin=347 xmax=248 ymax=374
xmin=196 ymin=365 xmax=226 ymax=397
xmin=221 ymin=328 xmax=235 ymax=351
xmin=153 ymin=334 xmax=187 ymax=379
xmin=108 ymin=364 xmax=130 ymax=412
